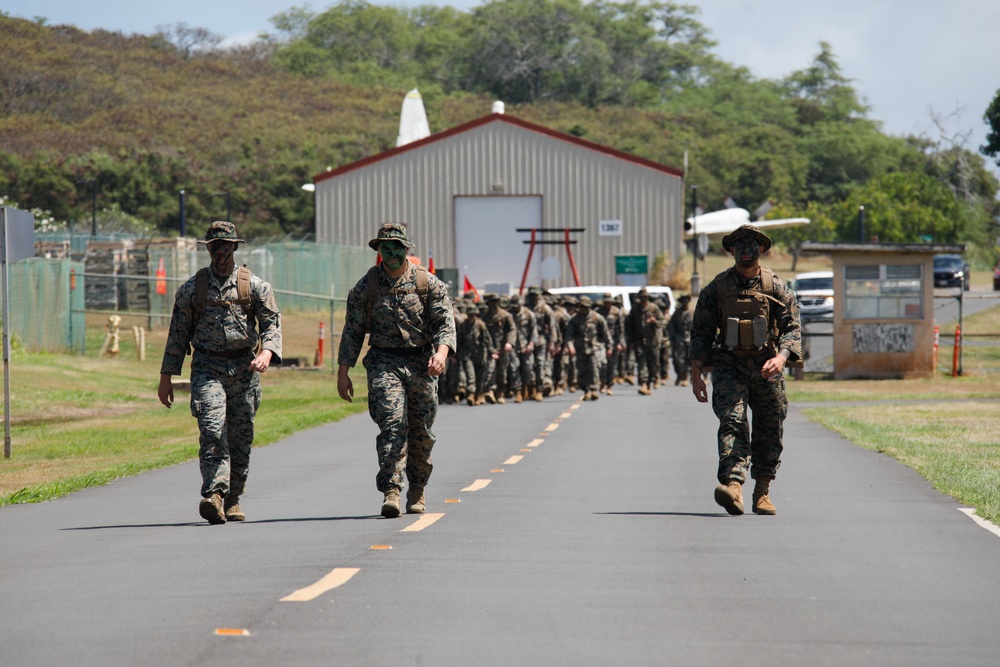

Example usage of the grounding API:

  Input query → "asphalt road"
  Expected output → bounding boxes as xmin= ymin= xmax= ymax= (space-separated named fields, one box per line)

xmin=2 ymin=383 xmax=999 ymax=666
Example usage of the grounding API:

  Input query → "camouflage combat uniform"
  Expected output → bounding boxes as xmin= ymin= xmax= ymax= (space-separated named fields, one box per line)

xmin=667 ymin=296 xmax=694 ymax=384
xmin=458 ymin=306 xmax=494 ymax=403
xmin=483 ymin=295 xmax=516 ymax=402
xmin=627 ymin=290 xmax=664 ymax=392
xmin=338 ymin=262 xmax=456 ymax=498
xmin=160 ymin=253 xmax=282 ymax=505
xmin=598 ymin=296 xmax=625 ymax=391
xmin=508 ymin=296 xmax=539 ymax=400
xmin=527 ymin=287 xmax=559 ymax=395
xmin=689 ymin=266 xmax=801 ymax=486
xmin=564 ymin=297 xmax=611 ymax=399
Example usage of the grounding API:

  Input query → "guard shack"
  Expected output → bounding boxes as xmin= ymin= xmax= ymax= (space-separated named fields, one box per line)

xmin=800 ymin=242 xmax=966 ymax=379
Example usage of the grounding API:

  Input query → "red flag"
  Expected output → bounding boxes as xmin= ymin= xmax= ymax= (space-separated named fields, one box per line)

xmin=428 ymin=250 xmax=435 ymax=275
xmin=462 ymin=275 xmax=479 ymax=302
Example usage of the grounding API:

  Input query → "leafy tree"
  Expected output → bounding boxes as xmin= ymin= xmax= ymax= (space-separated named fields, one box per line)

xmin=982 ymin=88 xmax=1000 ymax=167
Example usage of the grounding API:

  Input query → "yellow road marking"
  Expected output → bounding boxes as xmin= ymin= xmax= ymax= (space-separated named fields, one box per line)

xmin=445 ymin=498 xmax=461 ymax=503
xmin=569 ymin=404 xmax=580 ymax=411
xmin=545 ymin=423 xmax=559 ymax=432
xmin=281 ymin=567 xmax=361 ymax=602
xmin=504 ymin=455 xmax=524 ymax=465
xmin=401 ymin=512 xmax=444 ymax=532
xmin=214 ymin=628 xmax=250 ymax=636
xmin=461 ymin=479 xmax=492 ymax=492
xmin=491 ymin=468 xmax=504 ymax=473
xmin=559 ymin=411 xmax=572 ymax=419
xmin=526 ymin=439 xmax=544 ymax=448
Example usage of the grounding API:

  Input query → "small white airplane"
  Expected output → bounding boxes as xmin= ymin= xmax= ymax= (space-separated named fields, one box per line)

xmin=684 ymin=198 xmax=809 ymax=237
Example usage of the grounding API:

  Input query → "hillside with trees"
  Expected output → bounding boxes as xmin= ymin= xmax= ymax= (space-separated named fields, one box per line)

xmin=1 ymin=1 xmax=997 ymax=264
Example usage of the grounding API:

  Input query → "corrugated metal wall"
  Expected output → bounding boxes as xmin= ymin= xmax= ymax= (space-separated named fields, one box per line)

xmin=315 ymin=118 xmax=683 ymax=287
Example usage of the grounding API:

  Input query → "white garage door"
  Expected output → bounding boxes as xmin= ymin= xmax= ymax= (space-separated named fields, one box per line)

xmin=455 ymin=196 xmax=542 ymax=294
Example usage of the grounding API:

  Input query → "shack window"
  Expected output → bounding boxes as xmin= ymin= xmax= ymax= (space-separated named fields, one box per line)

xmin=844 ymin=264 xmax=923 ymax=319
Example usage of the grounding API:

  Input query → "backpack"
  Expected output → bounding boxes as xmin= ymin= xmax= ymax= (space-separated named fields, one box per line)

xmin=190 ymin=265 xmax=260 ymax=354
xmin=713 ymin=267 xmax=782 ymax=358
xmin=364 ymin=264 xmax=432 ymax=332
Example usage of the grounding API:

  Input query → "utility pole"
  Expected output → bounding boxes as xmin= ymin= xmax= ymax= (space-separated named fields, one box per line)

xmin=690 ymin=185 xmax=700 ymax=295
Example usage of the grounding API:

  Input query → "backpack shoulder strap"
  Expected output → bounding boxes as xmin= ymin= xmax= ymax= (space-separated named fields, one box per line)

xmin=364 ymin=265 xmax=381 ymax=332
xmin=236 ymin=265 xmax=252 ymax=307
xmin=759 ymin=266 xmax=774 ymax=293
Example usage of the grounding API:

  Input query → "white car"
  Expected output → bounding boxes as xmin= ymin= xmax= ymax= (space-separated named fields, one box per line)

xmin=791 ymin=271 xmax=834 ymax=322
xmin=546 ymin=285 xmax=675 ymax=316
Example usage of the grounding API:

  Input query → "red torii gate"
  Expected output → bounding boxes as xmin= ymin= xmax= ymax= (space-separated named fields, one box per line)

xmin=516 ymin=227 xmax=585 ymax=293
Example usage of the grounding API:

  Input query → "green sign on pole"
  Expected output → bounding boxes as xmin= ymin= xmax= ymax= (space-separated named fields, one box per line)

xmin=615 ymin=255 xmax=648 ymax=275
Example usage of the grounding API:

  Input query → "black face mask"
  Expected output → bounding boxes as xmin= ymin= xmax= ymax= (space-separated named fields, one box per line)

xmin=209 ymin=241 xmax=237 ymax=275
xmin=733 ymin=238 xmax=761 ymax=268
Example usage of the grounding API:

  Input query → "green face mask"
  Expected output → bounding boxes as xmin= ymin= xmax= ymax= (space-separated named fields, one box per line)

xmin=379 ymin=242 xmax=407 ymax=270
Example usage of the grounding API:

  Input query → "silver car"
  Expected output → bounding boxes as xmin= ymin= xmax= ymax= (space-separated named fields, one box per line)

xmin=792 ymin=271 xmax=834 ymax=322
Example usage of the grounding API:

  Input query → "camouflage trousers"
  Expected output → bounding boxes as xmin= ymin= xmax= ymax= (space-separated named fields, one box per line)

xmin=671 ymin=342 xmax=691 ymax=380
xmin=364 ymin=349 xmax=437 ymax=494
xmin=574 ymin=350 xmax=601 ymax=392
xmin=533 ymin=345 xmax=552 ymax=391
xmin=190 ymin=357 xmax=261 ymax=499
xmin=460 ymin=356 xmax=488 ymax=396
xmin=603 ymin=347 xmax=621 ymax=387
xmin=711 ymin=361 xmax=787 ymax=484
xmin=636 ymin=342 xmax=659 ymax=384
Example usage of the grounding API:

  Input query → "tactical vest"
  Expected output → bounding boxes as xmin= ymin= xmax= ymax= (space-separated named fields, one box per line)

xmin=191 ymin=265 xmax=261 ymax=354
xmin=713 ymin=267 xmax=781 ymax=358
xmin=364 ymin=264 xmax=431 ymax=333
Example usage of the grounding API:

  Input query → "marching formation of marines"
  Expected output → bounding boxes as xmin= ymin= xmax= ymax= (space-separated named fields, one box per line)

xmin=439 ymin=288 xmax=684 ymax=405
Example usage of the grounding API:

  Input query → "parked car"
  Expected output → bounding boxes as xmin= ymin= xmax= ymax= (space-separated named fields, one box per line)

xmin=933 ymin=254 xmax=970 ymax=290
xmin=791 ymin=271 xmax=834 ymax=322
xmin=993 ymin=260 xmax=1000 ymax=291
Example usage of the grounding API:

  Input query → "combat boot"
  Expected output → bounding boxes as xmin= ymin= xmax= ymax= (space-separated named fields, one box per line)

xmin=514 ymin=389 xmax=524 ymax=404
xmin=484 ymin=390 xmax=496 ymax=404
xmin=714 ymin=480 xmax=744 ymax=516
xmin=752 ymin=477 xmax=777 ymax=515
xmin=638 ymin=383 xmax=651 ymax=396
xmin=497 ymin=394 xmax=506 ymax=404
xmin=467 ymin=395 xmax=476 ymax=406
xmin=224 ymin=495 xmax=245 ymax=522
xmin=199 ymin=492 xmax=226 ymax=525
xmin=406 ymin=486 xmax=426 ymax=514
xmin=381 ymin=489 xmax=401 ymax=518
xmin=533 ymin=388 xmax=543 ymax=401
xmin=589 ymin=390 xmax=599 ymax=401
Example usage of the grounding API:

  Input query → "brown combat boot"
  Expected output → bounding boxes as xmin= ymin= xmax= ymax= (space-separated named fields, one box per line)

xmin=714 ymin=480 xmax=744 ymax=516
xmin=484 ymin=390 xmax=496 ymax=404
xmin=224 ymin=495 xmax=245 ymax=522
xmin=381 ymin=489 xmax=401 ymax=518
xmin=533 ymin=389 xmax=543 ymax=401
xmin=406 ymin=486 xmax=426 ymax=514
xmin=514 ymin=389 xmax=524 ymax=404
xmin=637 ymin=383 xmax=651 ymax=396
xmin=467 ymin=395 xmax=476 ymax=406
xmin=752 ymin=477 xmax=777 ymax=515
xmin=589 ymin=390 xmax=599 ymax=400
xmin=199 ymin=492 xmax=226 ymax=525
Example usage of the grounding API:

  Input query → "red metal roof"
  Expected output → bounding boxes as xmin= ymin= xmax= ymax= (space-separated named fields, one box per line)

xmin=312 ymin=112 xmax=684 ymax=184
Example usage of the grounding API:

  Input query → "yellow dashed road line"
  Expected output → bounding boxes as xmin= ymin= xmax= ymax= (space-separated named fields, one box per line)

xmin=461 ymin=479 xmax=492 ymax=492
xmin=281 ymin=567 xmax=361 ymax=602
xmin=401 ymin=512 xmax=445 ymax=532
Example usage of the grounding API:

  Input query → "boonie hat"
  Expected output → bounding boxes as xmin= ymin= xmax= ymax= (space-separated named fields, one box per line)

xmin=578 ymin=296 xmax=593 ymax=308
xmin=722 ymin=224 xmax=772 ymax=254
xmin=368 ymin=222 xmax=414 ymax=250
xmin=200 ymin=221 xmax=244 ymax=245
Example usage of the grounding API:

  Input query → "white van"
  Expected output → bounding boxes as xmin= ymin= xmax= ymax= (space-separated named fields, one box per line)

xmin=546 ymin=285 xmax=675 ymax=316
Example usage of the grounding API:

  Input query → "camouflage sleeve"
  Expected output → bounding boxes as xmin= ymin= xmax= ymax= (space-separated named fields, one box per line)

xmin=427 ymin=274 xmax=457 ymax=354
xmin=252 ymin=276 xmax=283 ymax=364
xmin=688 ymin=282 xmax=720 ymax=363
xmin=772 ymin=275 xmax=802 ymax=361
xmin=337 ymin=274 xmax=369 ymax=368
xmin=159 ymin=279 xmax=196 ymax=376
xmin=600 ymin=314 xmax=612 ymax=345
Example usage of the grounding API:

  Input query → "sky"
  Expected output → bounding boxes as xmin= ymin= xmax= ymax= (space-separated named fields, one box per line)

xmin=4 ymin=0 xmax=999 ymax=173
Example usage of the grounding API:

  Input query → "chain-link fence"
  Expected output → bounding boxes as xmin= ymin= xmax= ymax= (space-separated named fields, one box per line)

xmin=5 ymin=238 xmax=372 ymax=354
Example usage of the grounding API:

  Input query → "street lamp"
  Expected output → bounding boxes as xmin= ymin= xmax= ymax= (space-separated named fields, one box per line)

xmin=690 ymin=185 xmax=700 ymax=295
xmin=75 ymin=179 xmax=98 ymax=236
xmin=178 ymin=189 xmax=187 ymax=238
xmin=212 ymin=192 xmax=232 ymax=222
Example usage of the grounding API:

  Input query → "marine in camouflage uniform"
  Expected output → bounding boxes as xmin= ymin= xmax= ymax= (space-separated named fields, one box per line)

xmin=458 ymin=304 xmax=494 ymax=405
xmin=483 ymin=293 xmax=516 ymax=404
xmin=508 ymin=294 xmax=539 ymax=403
xmin=667 ymin=294 xmax=694 ymax=386
xmin=598 ymin=294 xmax=625 ymax=395
xmin=564 ymin=296 xmax=611 ymax=401
xmin=689 ymin=225 xmax=801 ymax=517
xmin=337 ymin=223 xmax=456 ymax=518
xmin=526 ymin=286 xmax=558 ymax=397
xmin=158 ymin=221 xmax=282 ymax=525
xmin=626 ymin=288 xmax=664 ymax=395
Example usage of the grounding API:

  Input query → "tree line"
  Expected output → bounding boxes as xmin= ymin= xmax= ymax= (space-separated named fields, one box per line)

xmin=0 ymin=2 xmax=997 ymax=265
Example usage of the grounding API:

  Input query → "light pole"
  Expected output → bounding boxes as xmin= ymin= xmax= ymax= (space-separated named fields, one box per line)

xmin=178 ymin=189 xmax=187 ymax=238
xmin=75 ymin=179 xmax=98 ymax=236
xmin=212 ymin=192 xmax=232 ymax=222
xmin=690 ymin=185 xmax=700 ymax=295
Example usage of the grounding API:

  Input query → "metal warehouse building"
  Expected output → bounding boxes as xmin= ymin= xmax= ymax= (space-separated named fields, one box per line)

xmin=312 ymin=112 xmax=684 ymax=293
